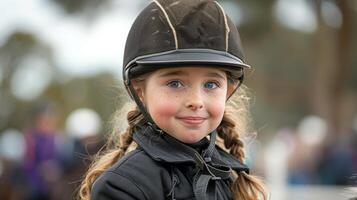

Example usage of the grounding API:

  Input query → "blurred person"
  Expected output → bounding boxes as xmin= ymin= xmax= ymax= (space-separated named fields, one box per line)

xmin=265 ymin=128 xmax=296 ymax=200
xmin=56 ymin=108 xmax=105 ymax=199
xmin=0 ymin=129 xmax=26 ymax=200
xmin=0 ymin=158 xmax=26 ymax=200
xmin=22 ymin=101 xmax=63 ymax=200
xmin=317 ymin=143 xmax=354 ymax=185
xmin=287 ymin=132 xmax=318 ymax=185
xmin=79 ymin=0 xmax=268 ymax=199
xmin=316 ymin=130 xmax=355 ymax=185
xmin=351 ymin=116 xmax=357 ymax=179
xmin=287 ymin=115 xmax=327 ymax=185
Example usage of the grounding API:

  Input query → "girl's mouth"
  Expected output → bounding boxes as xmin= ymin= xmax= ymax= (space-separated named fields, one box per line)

xmin=176 ymin=116 xmax=206 ymax=125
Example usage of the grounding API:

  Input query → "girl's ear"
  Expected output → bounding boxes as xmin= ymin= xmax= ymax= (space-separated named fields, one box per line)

xmin=131 ymin=80 xmax=146 ymax=104
xmin=227 ymin=83 xmax=238 ymax=99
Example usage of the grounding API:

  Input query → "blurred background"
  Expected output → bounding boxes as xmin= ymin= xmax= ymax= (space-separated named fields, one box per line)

xmin=0 ymin=0 xmax=356 ymax=199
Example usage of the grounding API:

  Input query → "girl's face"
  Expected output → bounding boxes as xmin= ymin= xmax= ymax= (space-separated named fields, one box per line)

xmin=136 ymin=66 xmax=232 ymax=144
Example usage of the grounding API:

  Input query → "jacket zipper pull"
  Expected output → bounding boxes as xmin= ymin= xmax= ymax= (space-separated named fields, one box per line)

xmin=167 ymin=172 xmax=179 ymax=200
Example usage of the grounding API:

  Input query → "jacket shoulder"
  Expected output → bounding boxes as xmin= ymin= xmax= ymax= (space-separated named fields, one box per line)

xmin=92 ymin=149 xmax=171 ymax=200
xmin=110 ymin=148 xmax=163 ymax=171
xmin=91 ymin=169 xmax=147 ymax=200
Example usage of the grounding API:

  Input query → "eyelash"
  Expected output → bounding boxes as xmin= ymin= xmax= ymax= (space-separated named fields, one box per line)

xmin=167 ymin=80 xmax=184 ymax=88
xmin=166 ymin=80 xmax=221 ymax=90
xmin=204 ymin=81 xmax=220 ymax=90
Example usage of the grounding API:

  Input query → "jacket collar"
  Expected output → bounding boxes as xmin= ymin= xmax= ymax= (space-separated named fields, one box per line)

xmin=133 ymin=125 xmax=249 ymax=173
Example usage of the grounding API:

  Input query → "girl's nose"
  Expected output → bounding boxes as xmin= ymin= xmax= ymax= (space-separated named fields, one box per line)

xmin=185 ymin=90 xmax=204 ymax=110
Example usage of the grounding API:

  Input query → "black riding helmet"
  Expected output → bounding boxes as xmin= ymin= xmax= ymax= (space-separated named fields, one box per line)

xmin=122 ymin=0 xmax=251 ymax=128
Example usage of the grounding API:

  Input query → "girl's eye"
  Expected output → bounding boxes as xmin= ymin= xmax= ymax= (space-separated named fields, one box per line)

xmin=204 ymin=81 xmax=219 ymax=89
xmin=167 ymin=80 xmax=183 ymax=88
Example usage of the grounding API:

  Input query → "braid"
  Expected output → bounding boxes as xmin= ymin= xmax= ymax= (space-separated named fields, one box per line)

xmin=217 ymin=112 xmax=245 ymax=162
xmin=117 ymin=107 xmax=142 ymax=150
xmin=216 ymin=87 xmax=268 ymax=200
xmin=78 ymin=105 xmax=144 ymax=200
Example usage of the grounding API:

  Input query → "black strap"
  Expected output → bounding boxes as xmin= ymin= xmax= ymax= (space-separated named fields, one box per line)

xmin=194 ymin=174 xmax=216 ymax=200
xmin=126 ymin=78 xmax=164 ymax=133
xmin=227 ymin=72 xmax=244 ymax=100
xmin=164 ymin=132 xmax=231 ymax=200
xmin=202 ymin=131 xmax=217 ymax=161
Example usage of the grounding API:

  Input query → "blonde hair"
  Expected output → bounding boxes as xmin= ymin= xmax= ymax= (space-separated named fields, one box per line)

xmin=78 ymin=84 xmax=267 ymax=200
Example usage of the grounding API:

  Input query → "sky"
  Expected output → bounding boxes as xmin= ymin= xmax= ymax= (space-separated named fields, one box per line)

xmin=0 ymin=0 xmax=143 ymax=76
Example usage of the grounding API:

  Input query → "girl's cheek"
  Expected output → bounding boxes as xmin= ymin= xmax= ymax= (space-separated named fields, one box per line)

xmin=206 ymin=93 xmax=226 ymax=116
xmin=210 ymin=101 xmax=226 ymax=117
xmin=149 ymin=96 xmax=179 ymax=118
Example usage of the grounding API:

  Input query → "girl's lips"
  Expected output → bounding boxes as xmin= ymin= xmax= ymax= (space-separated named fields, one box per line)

xmin=176 ymin=116 xmax=206 ymax=125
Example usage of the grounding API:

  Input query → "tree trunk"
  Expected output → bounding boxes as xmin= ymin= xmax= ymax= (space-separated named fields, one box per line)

xmin=312 ymin=0 xmax=352 ymax=142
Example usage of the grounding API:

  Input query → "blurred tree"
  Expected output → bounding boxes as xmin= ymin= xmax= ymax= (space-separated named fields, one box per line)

xmin=312 ymin=0 xmax=354 ymax=140
xmin=0 ymin=32 xmax=54 ymax=130
xmin=42 ymin=72 xmax=126 ymax=133
xmin=234 ymin=0 xmax=275 ymax=40
xmin=51 ymin=0 xmax=111 ymax=18
xmin=240 ymin=0 xmax=314 ymax=133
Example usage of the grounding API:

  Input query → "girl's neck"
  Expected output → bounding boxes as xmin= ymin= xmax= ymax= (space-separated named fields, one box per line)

xmin=185 ymin=137 xmax=210 ymax=153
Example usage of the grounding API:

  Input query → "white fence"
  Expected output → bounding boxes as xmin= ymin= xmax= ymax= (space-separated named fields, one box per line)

xmin=268 ymin=186 xmax=357 ymax=200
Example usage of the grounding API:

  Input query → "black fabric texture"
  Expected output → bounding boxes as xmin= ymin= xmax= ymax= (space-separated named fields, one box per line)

xmin=123 ymin=2 xmax=174 ymax=69
xmin=91 ymin=125 xmax=249 ymax=200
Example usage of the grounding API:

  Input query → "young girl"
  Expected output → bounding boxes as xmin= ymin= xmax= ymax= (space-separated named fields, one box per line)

xmin=79 ymin=0 xmax=267 ymax=199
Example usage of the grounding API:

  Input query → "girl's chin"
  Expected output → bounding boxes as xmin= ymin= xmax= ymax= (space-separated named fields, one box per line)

xmin=161 ymin=126 xmax=212 ymax=144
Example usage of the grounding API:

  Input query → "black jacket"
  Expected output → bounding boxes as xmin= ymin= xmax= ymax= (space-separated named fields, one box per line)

xmin=91 ymin=126 xmax=249 ymax=200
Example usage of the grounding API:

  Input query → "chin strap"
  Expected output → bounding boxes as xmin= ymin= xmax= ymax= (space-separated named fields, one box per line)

xmin=126 ymin=78 xmax=164 ymax=134
xmin=227 ymin=72 xmax=244 ymax=100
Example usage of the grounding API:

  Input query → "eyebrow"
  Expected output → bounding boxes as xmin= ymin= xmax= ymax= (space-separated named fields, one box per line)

xmin=158 ymin=70 xmax=226 ymax=80
xmin=205 ymin=72 xmax=226 ymax=80
xmin=158 ymin=71 xmax=188 ymax=77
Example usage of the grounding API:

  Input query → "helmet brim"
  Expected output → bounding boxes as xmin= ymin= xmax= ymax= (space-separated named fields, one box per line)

xmin=136 ymin=49 xmax=251 ymax=67
xmin=124 ymin=49 xmax=251 ymax=79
